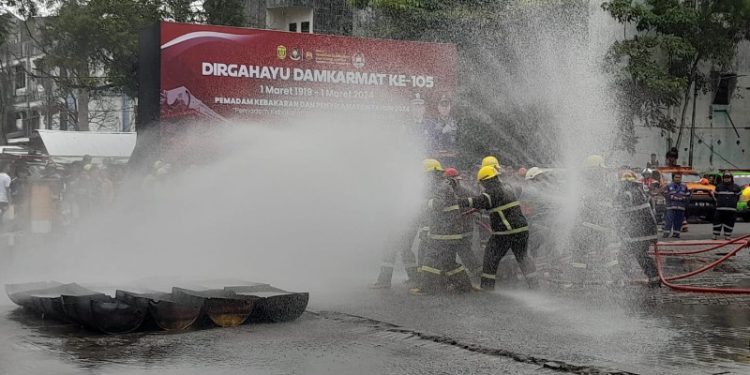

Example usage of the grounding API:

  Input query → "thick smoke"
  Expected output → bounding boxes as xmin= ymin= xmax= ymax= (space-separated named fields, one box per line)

xmin=1 ymin=115 xmax=425 ymax=299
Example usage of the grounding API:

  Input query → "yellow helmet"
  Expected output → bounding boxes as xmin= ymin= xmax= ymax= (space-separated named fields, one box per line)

xmin=422 ymin=158 xmax=444 ymax=172
xmin=620 ymin=171 xmax=637 ymax=182
xmin=584 ymin=155 xmax=606 ymax=169
xmin=477 ymin=165 xmax=499 ymax=181
xmin=481 ymin=156 xmax=500 ymax=168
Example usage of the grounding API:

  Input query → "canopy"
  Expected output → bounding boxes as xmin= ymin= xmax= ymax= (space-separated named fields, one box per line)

xmin=35 ymin=130 xmax=137 ymax=164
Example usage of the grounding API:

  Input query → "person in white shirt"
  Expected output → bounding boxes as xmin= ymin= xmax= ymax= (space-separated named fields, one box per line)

xmin=0 ymin=165 xmax=11 ymax=226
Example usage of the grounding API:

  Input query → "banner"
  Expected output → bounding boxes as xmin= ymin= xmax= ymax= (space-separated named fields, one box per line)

xmin=158 ymin=22 xmax=458 ymax=161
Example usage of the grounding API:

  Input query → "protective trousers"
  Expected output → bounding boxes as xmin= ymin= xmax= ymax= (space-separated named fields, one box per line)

xmin=480 ymin=232 xmax=538 ymax=290
xmin=456 ymin=237 xmax=481 ymax=274
xmin=712 ymin=210 xmax=737 ymax=238
xmin=419 ymin=239 xmax=473 ymax=294
xmin=619 ymin=240 xmax=658 ymax=280
xmin=376 ymin=228 xmax=418 ymax=286
xmin=663 ymin=209 xmax=685 ymax=236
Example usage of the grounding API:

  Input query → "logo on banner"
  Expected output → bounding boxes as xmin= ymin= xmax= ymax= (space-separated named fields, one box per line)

xmin=352 ymin=52 xmax=365 ymax=69
xmin=290 ymin=47 xmax=303 ymax=61
xmin=277 ymin=45 xmax=287 ymax=60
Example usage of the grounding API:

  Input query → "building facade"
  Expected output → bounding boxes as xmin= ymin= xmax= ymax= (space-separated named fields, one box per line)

xmin=0 ymin=16 xmax=134 ymax=145
xmin=241 ymin=0 xmax=354 ymax=35
xmin=629 ymin=40 xmax=750 ymax=171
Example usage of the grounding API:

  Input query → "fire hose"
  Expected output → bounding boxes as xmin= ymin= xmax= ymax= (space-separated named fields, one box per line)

xmin=465 ymin=208 xmax=750 ymax=293
xmin=653 ymin=237 xmax=750 ymax=294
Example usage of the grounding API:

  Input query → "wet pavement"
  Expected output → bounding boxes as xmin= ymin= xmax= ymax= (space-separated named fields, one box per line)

xmin=1 ymin=223 xmax=749 ymax=374
xmin=0 ymin=306 xmax=556 ymax=375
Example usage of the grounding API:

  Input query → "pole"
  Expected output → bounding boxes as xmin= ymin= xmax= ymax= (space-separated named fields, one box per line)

xmin=688 ymin=82 xmax=698 ymax=167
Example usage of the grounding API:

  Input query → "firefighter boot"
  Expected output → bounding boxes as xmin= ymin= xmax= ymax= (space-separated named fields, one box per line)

xmin=370 ymin=265 xmax=393 ymax=289
xmin=404 ymin=266 xmax=419 ymax=287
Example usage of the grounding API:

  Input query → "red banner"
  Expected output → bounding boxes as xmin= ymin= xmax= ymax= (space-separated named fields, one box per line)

xmin=160 ymin=22 xmax=457 ymax=122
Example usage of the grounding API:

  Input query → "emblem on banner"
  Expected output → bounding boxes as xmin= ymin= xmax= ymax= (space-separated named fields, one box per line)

xmin=290 ymin=47 xmax=302 ymax=61
xmin=352 ymin=52 xmax=365 ymax=69
xmin=277 ymin=45 xmax=287 ymax=60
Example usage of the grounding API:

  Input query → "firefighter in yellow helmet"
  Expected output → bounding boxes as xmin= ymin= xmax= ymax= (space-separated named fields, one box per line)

xmin=452 ymin=165 xmax=538 ymax=290
xmin=370 ymin=161 xmax=436 ymax=289
xmin=481 ymin=156 xmax=501 ymax=171
xmin=409 ymin=159 xmax=474 ymax=295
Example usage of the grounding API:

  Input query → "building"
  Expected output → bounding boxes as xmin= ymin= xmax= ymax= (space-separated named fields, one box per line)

xmin=0 ymin=15 xmax=134 ymax=146
xmin=630 ymin=40 xmax=750 ymax=171
xmin=241 ymin=0 xmax=354 ymax=35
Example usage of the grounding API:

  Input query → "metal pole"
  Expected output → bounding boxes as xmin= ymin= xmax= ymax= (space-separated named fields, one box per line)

xmin=688 ymin=82 xmax=698 ymax=167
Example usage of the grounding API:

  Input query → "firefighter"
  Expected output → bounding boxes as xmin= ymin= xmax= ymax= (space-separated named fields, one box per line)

xmin=614 ymin=171 xmax=660 ymax=286
xmin=711 ymin=172 xmax=742 ymax=240
xmin=481 ymin=156 xmax=501 ymax=173
xmin=409 ymin=160 xmax=474 ymax=295
xmin=571 ymin=155 xmax=617 ymax=277
xmin=370 ymin=161 xmax=429 ymax=289
xmin=662 ymin=173 xmax=690 ymax=238
xmin=457 ymin=165 xmax=538 ymax=290
xmin=443 ymin=167 xmax=482 ymax=279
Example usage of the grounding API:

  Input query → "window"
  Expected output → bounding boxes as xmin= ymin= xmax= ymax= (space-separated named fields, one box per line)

xmin=301 ymin=21 xmax=310 ymax=33
xmin=288 ymin=23 xmax=297 ymax=32
xmin=713 ymin=73 xmax=737 ymax=105
xmin=14 ymin=65 xmax=25 ymax=90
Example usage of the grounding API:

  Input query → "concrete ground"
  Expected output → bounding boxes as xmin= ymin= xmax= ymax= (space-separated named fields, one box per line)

xmin=1 ymin=223 xmax=749 ymax=375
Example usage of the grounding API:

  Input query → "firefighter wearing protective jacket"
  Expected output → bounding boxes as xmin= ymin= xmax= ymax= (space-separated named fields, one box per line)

xmin=573 ymin=155 xmax=617 ymax=275
xmin=443 ymin=167 xmax=482 ymax=279
xmin=662 ymin=173 xmax=690 ymax=238
xmin=370 ymin=162 xmax=427 ymax=289
xmin=409 ymin=160 xmax=475 ymax=295
xmin=711 ymin=172 xmax=742 ymax=240
xmin=458 ymin=165 xmax=538 ymax=290
xmin=614 ymin=171 xmax=660 ymax=286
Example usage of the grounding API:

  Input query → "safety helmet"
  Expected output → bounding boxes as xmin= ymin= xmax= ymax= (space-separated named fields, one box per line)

xmin=525 ymin=167 xmax=544 ymax=180
xmin=422 ymin=158 xmax=444 ymax=172
xmin=699 ymin=178 xmax=710 ymax=185
xmin=481 ymin=156 xmax=500 ymax=168
xmin=723 ymin=171 xmax=733 ymax=178
xmin=444 ymin=167 xmax=462 ymax=179
xmin=83 ymin=164 xmax=94 ymax=172
xmin=642 ymin=168 xmax=653 ymax=177
xmin=517 ymin=167 xmax=528 ymax=177
xmin=620 ymin=171 xmax=637 ymax=182
xmin=153 ymin=160 xmax=165 ymax=170
xmin=584 ymin=155 xmax=607 ymax=169
xmin=477 ymin=165 xmax=499 ymax=181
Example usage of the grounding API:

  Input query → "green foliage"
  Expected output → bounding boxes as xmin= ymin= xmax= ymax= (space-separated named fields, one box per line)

xmin=25 ymin=0 xmax=201 ymax=98
xmin=204 ymin=0 xmax=245 ymax=27
xmin=602 ymin=0 xmax=750 ymax=149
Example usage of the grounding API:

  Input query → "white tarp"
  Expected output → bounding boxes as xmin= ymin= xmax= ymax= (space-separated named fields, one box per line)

xmin=36 ymin=129 xmax=137 ymax=163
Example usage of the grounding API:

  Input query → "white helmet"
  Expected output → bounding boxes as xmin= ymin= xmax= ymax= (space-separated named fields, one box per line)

xmin=525 ymin=167 xmax=545 ymax=180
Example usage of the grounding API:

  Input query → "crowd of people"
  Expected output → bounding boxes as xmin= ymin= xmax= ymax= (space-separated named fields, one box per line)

xmin=370 ymin=151 xmax=749 ymax=295
xmin=0 ymin=155 xmax=126 ymax=236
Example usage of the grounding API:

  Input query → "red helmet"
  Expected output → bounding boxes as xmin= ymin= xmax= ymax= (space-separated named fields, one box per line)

xmin=444 ymin=167 xmax=462 ymax=179
xmin=517 ymin=167 xmax=528 ymax=177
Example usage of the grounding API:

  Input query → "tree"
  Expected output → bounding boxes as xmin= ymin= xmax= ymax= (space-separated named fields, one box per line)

xmin=8 ymin=0 xmax=202 ymax=131
xmin=602 ymin=0 xmax=750 ymax=151
xmin=204 ymin=0 xmax=246 ymax=27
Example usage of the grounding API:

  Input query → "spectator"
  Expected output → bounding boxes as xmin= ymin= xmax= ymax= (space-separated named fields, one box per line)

xmin=665 ymin=147 xmax=679 ymax=167
xmin=0 ymin=164 xmax=11 ymax=231
xmin=646 ymin=153 xmax=660 ymax=169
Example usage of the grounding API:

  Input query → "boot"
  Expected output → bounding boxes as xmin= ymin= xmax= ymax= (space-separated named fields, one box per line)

xmin=369 ymin=266 xmax=393 ymax=289
xmin=404 ymin=266 xmax=419 ymax=287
